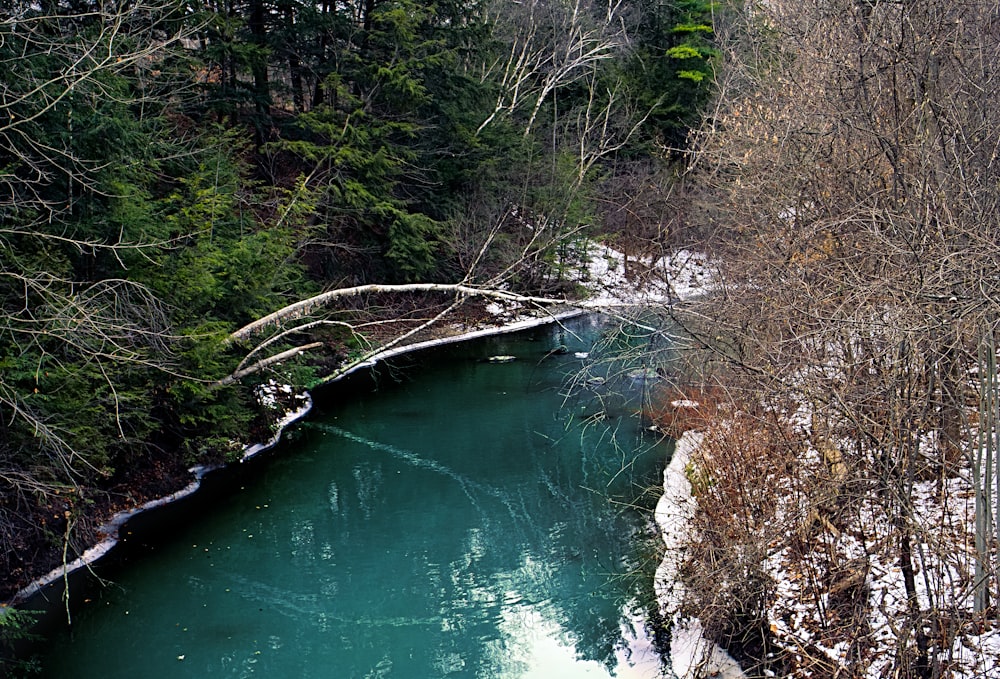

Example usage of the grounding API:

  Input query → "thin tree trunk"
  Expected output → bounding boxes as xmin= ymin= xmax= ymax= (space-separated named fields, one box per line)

xmin=248 ymin=0 xmax=271 ymax=141
xmin=898 ymin=511 xmax=931 ymax=677
xmin=975 ymin=332 xmax=998 ymax=613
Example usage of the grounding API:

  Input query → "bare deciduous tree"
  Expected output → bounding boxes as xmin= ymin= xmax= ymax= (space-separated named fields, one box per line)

xmin=476 ymin=0 xmax=630 ymax=136
xmin=668 ymin=0 xmax=1000 ymax=674
xmin=0 ymin=1 xmax=194 ymax=227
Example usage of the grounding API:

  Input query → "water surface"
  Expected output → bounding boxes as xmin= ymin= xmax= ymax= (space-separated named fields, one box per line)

xmin=39 ymin=316 xmax=670 ymax=678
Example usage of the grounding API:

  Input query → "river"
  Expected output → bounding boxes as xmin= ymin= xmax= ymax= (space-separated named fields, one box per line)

xmin=35 ymin=315 xmax=672 ymax=678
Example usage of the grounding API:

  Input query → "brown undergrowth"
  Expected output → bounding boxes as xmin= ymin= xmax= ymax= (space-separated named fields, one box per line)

xmin=645 ymin=384 xmax=730 ymax=438
xmin=647 ymin=384 xmax=874 ymax=677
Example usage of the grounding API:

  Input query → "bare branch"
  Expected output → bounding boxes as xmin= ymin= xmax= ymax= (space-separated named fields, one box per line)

xmin=226 ymin=283 xmax=568 ymax=345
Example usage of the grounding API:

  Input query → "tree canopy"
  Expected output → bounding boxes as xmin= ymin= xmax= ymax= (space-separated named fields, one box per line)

xmin=0 ymin=0 xmax=714 ymax=602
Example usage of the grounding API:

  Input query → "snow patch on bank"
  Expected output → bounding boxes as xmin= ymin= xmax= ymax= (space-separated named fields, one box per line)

xmin=655 ymin=432 xmax=746 ymax=679
xmin=759 ymin=461 xmax=1000 ymax=679
xmin=482 ymin=243 xmax=712 ymax=322
xmin=244 ymin=382 xmax=312 ymax=462
xmin=577 ymin=245 xmax=713 ymax=308
xmin=12 ymin=394 xmax=313 ymax=604
xmin=654 ymin=432 xmax=699 ymax=618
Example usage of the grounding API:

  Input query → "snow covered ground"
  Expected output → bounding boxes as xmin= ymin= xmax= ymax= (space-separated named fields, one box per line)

xmin=761 ymin=463 xmax=1000 ymax=679
xmin=574 ymin=242 xmax=999 ymax=678
xmin=656 ymin=432 xmax=747 ymax=679
xmin=577 ymin=245 xmax=713 ymax=309
xmin=657 ymin=402 xmax=1000 ymax=678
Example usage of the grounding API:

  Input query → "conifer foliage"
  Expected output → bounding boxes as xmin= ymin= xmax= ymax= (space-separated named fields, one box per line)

xmin=0 ymin=0 xmax=715 ymax=601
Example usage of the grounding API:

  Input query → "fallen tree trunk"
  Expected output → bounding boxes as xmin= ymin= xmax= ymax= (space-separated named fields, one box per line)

xmin=225 ymin=283 xmax=567 ymax=345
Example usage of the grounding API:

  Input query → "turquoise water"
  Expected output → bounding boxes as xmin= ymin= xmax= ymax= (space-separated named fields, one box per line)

xmin=37 ymin=316 xmax=670 ymax=678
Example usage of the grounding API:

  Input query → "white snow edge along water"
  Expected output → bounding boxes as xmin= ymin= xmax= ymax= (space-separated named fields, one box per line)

xmin=12 ymin=242 xmax=733 ymax=678
xmin=655 ymin=432 xmax=747 ymax=679
xmin=12 ymin=395 xmax=314 ymax=605
xmin=574 ymin=245 xmax=744 ymax=677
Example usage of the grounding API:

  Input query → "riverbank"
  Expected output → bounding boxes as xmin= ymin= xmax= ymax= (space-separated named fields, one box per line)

xmin=9 ymin=395 xmax=314 ymax=607
xmin=6 ymin=243 xmax=719 ymax=675
xmin=654 ymin=431 xmax=746 ymax=679
xmin=7 ymin=306 xmax=590 ymax=609
xmin=655 ymin=390 xmax=1000 ymax=679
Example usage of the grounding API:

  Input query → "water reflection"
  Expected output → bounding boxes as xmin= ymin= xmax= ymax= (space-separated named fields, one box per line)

xmin=37 ymin=316 xmax=669 ymax=678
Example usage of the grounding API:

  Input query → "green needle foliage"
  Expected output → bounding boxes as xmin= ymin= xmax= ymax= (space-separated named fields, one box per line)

xmin=0 ymin=0 xmax=720 ymax=601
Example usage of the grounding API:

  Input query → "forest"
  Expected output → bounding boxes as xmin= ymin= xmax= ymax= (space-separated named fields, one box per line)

xmin=3 ymin=0 xmax=1000 ymax=677
xmin=648 ymin=1 xmax=1000 ymax=677
xmin=0 ymin=0 xmax=712 ymax=602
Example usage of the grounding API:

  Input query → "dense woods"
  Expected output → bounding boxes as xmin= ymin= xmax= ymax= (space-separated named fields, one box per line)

xmin=5 ymin=0 xmax=1000 ymax=676
xmin=0 ymin=0 xmax=713 ymax=603
xmin=657 ymin=0 xmax=1000 ymax=676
